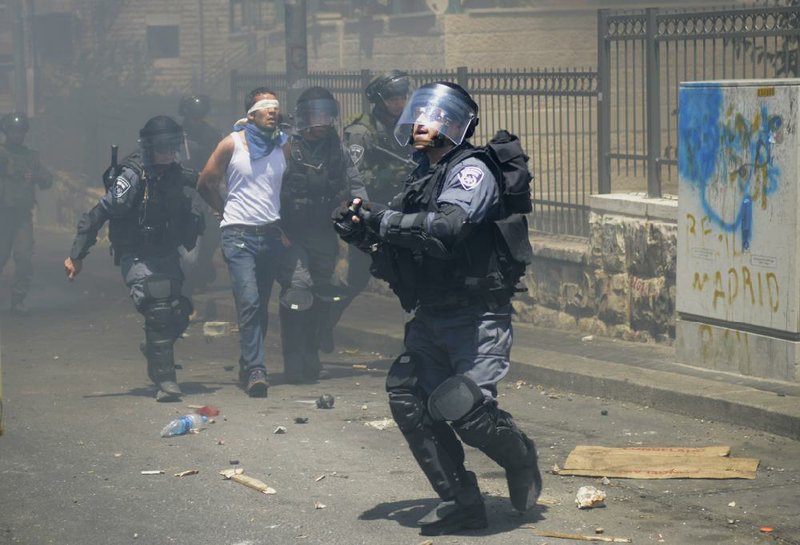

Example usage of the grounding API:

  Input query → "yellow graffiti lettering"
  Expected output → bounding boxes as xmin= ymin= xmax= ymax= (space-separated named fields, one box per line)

xmin=699 ymin=324 xmax=713 ymax=362
xmin=727 ymin=267 xmax=739 ymax=305
xmin=693 ymin=272 xmax=709 ymax=291
xmin=767 ymin=272 xmax=780 ymax=312
xmin=742 ymin=266 xmax=755 ymax=305
xmin=700 ymin=216 xmax=712 ymax=236
xmin=690 ymin=267 xmax=781 ymax=314
xmin=713 ymin=271 xmax=725 ymax=310
xmin=687 ymin=213 xmax=696 ymax=235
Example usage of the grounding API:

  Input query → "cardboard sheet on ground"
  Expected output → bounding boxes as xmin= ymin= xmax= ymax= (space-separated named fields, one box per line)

xmin=559 ymin=446 xmax=759 ymax=479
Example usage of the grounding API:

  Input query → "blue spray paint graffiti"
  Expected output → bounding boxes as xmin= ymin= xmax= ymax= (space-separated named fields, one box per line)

xmin=679 ymin=86 xmax=782 ymax=250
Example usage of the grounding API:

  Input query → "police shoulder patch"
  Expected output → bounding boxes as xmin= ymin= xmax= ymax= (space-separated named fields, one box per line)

xmin=455 ymin=165 xmax=484 ymax=191
xmin=113 ymin=176 xmax=131 ymax=199
xmin=348 ymin=144 xmax=365 ymax=166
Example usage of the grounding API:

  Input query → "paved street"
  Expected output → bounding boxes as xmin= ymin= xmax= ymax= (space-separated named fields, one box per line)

xmin=1 ymin=227 xmax=799 ymax=545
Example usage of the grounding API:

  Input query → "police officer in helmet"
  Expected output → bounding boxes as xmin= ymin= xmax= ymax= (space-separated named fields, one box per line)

xmin=321 ymin=70 xmax=416 ymax=352
xmin=177 ymin=94 xmax=223 ymax=300
xmin=334 ymin=82 xmax=541 ymax=535
xmin=65 ymin=115 xmax=204 ymax=402
xmin=278 ymin=86 xmax=367 ymax=383
xmin=0 ymin=112 xmax=53 ymax=315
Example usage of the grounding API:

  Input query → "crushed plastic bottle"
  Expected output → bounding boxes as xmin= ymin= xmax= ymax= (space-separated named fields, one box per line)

xmin=160 ymin=414 xmax=209 ymax=438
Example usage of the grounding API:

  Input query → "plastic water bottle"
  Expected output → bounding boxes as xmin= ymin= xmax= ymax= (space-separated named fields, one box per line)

xmin=160 ymin=414 xmax=209 ymax=438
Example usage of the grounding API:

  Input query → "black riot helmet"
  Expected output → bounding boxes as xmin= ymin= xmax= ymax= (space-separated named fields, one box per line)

xmin=139 ymin=115 xmax=185 ymax=166
xmin=365 ymin=70 xmax=414 ymax=105
xmin=1 ymin=112 xmax=30 ymax=135
xmin=394 ymin=81 xmax=479 ymax=147
xmin=294 ymin=86 xmax=339 ymax=131
xmin=178 ymin=95 xmax=211 ymax=119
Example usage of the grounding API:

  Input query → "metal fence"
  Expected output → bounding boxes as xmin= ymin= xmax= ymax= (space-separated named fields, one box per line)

xmin=598 ymin=5 xmax=800 ymax=198
xmin=230 ymin=4 xmax=799 ymax=237
xmin=231 ymin=66 xmax=599 ymax=236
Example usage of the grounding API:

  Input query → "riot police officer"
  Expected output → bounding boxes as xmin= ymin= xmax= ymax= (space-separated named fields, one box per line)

xmin=179 ymin=95 xmax=221 ymax=172
xmin=178 ymin=95 xmax=223 ymax=300
xmin=321 ymin=71 xmax=416 ymax=351
xmin=0 ymin=112 xmax=53 ymax=315
xmin=278 ymin=86 xmax=367 ymax=383
xmin=64 ymin=116 xmax=204 ymax=402
xmin=334 ymin=82 xmax=541 ymax=535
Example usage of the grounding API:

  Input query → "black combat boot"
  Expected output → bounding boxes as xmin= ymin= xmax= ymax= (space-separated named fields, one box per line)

xmin=279 ymin=305 xmax=307 ymax=384
xmin=418 ymin=471 xmax=488 ymax=536
xmin=505 ymin=434 xmax=543 ymax=511
xmin=145 ymin=337 xmax=183 ymax=402
xmin=455 ymin=407 xmax=542 ymax=511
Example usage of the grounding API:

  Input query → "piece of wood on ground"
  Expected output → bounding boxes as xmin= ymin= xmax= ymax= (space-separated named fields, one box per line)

xmin=524 ymin=527 xmax=632 ymax=543
xmin=174 ymin=469 xmax=199 ymax=477
xmin=219 ymin=468 xmax=277 ymax=494
xmin=558 ymin=445 xmax=759 ymax=479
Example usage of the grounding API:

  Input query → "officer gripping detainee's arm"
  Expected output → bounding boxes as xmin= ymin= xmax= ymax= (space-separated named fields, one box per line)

xmin=196 ymin=135 xmax=235 ymax=216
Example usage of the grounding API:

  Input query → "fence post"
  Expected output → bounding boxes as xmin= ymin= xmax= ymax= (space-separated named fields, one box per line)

xmin=645 ymin=7 xmax=662 ymax=198
xmin=456 ymin=66 xmax=468 ymax=89
xmin=230 ymin=69 xmax=239 ymax=116
xmin=360 ymin=68 xmax=372 ymax=113
xmin=597 ymin=9 xmax=611 ymax=194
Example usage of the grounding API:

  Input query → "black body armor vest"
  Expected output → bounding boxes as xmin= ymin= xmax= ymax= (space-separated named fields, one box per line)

xmin=382 ymin=144 xmax=531 ymax=310
xmin=109 ymin=157 xmax=192 ymax=259
xmin=281 ymin=134 xmax=348 ymax=235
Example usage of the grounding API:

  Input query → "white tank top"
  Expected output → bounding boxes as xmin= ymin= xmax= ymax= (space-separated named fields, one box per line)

xmin=221 ymin=131 xmax=285 ymax=227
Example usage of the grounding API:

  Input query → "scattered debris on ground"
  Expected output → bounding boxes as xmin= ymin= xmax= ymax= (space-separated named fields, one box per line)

xmin=364 ymin=418 xmax=397 ymax=431
xmin=523 ymin=527 xmax=631 ymax=543
xmin=219 ymin=468 xmax=276 ymax=495
xmin=558 ymin=445 xmax=759 ymax=479
xmin=576 ymin=485 xmax=607 ymax=508
xmin=316 ymin=394 xmax=335 ymax=409
xmin=202 ymin=321 xmax=231 ymax=337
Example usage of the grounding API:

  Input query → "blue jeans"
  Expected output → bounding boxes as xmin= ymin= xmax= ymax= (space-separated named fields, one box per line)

xmin=221 ymin=225 xmax=285 ymax=373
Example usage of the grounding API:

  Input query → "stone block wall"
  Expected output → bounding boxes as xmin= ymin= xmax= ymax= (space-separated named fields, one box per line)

xmin=514 ymin=194 xmax=678 ymax=343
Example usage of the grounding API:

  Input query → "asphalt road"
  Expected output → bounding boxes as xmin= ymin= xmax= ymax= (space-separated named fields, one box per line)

xmin=1 ymin=228 xmax=799 ymax=545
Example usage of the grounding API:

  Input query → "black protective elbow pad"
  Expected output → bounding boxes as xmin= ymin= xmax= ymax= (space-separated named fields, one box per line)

xmin=427 ymin=204 xmax=471 ymax=248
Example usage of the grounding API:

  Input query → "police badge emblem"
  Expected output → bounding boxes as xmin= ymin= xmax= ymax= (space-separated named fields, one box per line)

xmin=348 ymin=144 xmax=365 ymax=166
xmin=456 ymin=166 xmax=484 ymax=190
xmin=113 ymin=176 xmax=131 ymax=199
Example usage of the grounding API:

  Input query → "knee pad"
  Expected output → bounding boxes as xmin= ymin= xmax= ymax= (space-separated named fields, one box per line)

xmin=280 ymin=287 xmax=314 ymax=311
xmin=143 ymin=299 xmax=174 ymax=332
xmin=451 ymin=401 xmax=498 ymax=451
xmin=386 ymin=353 xmax=425 ymax=432
xmin=142 ymin=274 xmax=177 ymax=300
xmin=313 ymin=284 xmax=347 ymax=305
xmin=428 ymin=375 xmax=484 ymax=422
xmin=174 ymin=295 xmax=193 ymax=337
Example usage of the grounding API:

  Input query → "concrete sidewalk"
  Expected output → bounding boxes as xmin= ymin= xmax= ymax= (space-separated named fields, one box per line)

xmin=194 ymin=286 xmax=800 ymax=441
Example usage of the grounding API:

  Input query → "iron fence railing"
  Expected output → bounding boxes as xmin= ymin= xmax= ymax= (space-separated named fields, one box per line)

xmin=231 ymin=66 xmax=598 ymax=236
xmin=599 ymin=5 xmax=800 ymax=198
xmin=229 ymin=4 xmax=798 ymax=236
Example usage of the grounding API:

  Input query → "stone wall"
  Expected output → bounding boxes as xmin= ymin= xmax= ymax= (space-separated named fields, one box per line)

xmin=515 ymin=194 xmax=678 ymax=343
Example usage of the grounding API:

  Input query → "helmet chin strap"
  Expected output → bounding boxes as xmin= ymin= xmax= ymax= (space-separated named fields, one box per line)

xmin=408 ymin=132 xmax=449 ymax=149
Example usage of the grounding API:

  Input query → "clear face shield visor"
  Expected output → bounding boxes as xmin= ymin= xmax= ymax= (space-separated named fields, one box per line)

xmin=139 ymin=132 xmax=187 ymax=165
xmin=393 ymin=85 xmax=477 ymax=146
xmin=294 ymin=98 xmax=339 ymax=131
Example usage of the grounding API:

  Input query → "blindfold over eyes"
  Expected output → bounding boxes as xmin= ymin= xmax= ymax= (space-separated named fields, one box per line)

xmin=248 ymin=99 xmax=280 ymax=114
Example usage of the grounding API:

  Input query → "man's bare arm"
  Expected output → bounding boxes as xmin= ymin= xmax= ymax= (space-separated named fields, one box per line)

xmin=197 ymin=135 xmax=235 ymax=215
